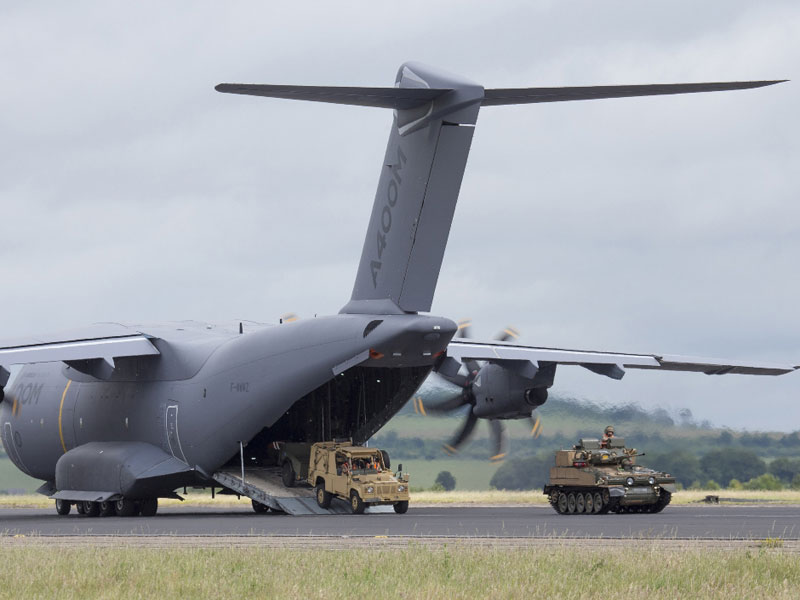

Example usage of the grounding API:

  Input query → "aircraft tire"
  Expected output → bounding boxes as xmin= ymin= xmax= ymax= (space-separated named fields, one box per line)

xmin=76 ymin=502 xmax=86 ymax=515
xmin=98 ymin=501 xmax=116 ymax=517
xmin=82 ymin=501 xmax=100 ymax=517
xmin=116 ymin=498 xmax=139 ymax=517
xmin=393 ymin=501 xmax=409 ymax=514
xmin=139 ymin=498 xmax=158 ymax=517
xmin=350 ymin=490 xmax=365 ymax=515
xmin=55 ymin=499 xmax=71 ymax=516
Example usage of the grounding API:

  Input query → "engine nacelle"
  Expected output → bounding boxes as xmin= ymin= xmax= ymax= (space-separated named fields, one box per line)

xmin=472 ymin=363 xmax=547 ymax=419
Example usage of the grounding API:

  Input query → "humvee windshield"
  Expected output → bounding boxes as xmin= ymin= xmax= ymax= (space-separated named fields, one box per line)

xmin=335 ymin=450 xmax=384 ymax=475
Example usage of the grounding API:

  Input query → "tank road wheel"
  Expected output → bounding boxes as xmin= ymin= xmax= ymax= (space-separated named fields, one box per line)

xmin=575 ymin=492 xmax=586 ymax=514
xmin=281 ymin=461 xmax=296 ymax=488
xmin=650 ymin=490 xmax=672 ymax=514
xmin=548 ymin=491 xmax=560 ymax=511
xmin=556 ymin=492 xmax=568 ymax=514
xmin=55 ymin=499 xmax=71 ymax=516
xmin=252 ymin=500 xmax=269 ymax=514
xmin=566 ymin=492 xmax=577 ymax=514
xmin=592 ymin=492 xmax=603 ymax=514
xmin=350 ymin=490 xmax=365 ymax=515
xmin=583 ymin=492 xmax=594 ymax=514
xmin=393 ymin=501 xmax=409 ymax=514
xmin=82 ymin=501 xmax=100 ymax=517
xmin=315 ymin=484 xmax=332 ymax=509
xmin=116 ymin=499 xmax=139 ymax=517
xmin=139 ymin=498 xmax=158 ymax=517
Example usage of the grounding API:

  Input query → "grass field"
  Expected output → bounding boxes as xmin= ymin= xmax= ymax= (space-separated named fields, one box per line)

xmin=0 ymin=545 xmax=797 ymax=599
xmin=0 ymin=459 xmax=40 ymax=493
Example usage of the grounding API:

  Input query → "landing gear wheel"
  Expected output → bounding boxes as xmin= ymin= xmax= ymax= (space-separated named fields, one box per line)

xmin=55 ymin=499 xmax=71 ymax=516
xmin=316 ymin=484 xmax=332 ymax=509
xmin=393 ymin=501 xmax=409 ymax=514
xmin=116 ymin=498 xmax=138 ymax=517
xmin=584 ymin=492 xmax=594 ymax=514
xmin=567 ymin=492 xmax=577 ymax=514
xmin=139 ymin=498 xmax=158 ymax=517
xmin=557 ymin=492 xmax=568 ymax=514
xmin=592 ymin=492 xmax=603 ymax=514
xmin=82 ymin=501 xmax=100 ymax=517
xmin=98 ymin=501 xmax=116 ymax=517
xmin=281 ymin=461 xmax=296 ymax=488
xmin=251 ymin=500 xmax=269 ymax=514
xmin=350 ymin=490 xmax=365 ymax=515
xmin=576 ymin=492 xmax=586 ymax=513
xmin=76 ymin=502 xmax=86 ymax=515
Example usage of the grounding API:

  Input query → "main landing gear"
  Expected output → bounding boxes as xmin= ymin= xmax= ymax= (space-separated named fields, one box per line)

xmin=54 ymin=497 xmax=159 ymax=517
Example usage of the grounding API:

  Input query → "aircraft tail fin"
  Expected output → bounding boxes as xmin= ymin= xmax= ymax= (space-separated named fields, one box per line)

xmin=216 ymin=66 xmax=785 ymax=315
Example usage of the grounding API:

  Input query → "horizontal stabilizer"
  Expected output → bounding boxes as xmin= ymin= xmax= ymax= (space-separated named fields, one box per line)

xmin=215 ymin=84 xmax=450 ymax=109
xmin=481 ymin=81 xmax=788 ymax=105
xmin=216 ymin=81 xmax=787 ymax=109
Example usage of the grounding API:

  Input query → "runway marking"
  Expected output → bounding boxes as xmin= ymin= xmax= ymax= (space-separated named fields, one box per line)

xmin=58 ymin=380 xmax=72 ymax=453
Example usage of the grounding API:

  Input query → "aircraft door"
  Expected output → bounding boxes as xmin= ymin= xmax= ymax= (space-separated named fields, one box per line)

xmin=165 ymin=404 xmax=187 ymax=463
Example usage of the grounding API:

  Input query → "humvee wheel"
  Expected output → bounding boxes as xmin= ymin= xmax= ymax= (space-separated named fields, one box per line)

xmin=592 ymin=492 xmax=603 ymax=514
xmin=82 ymin=501 xmax=100 ymax=517
xmin=350 ymin=490 xmax=365 ymax=515
xmin=55 ymin=499 xmax=71 ymax=516
xmin=557 ymin=492 xmax=568 ymax=514
xmin=316 ymin=484 xmax=332 ymax=509
xmin=393 ymin=501 xmax=409 ymax=514
xmin=282 ymin=460 xmax=296 ymax=488
xmin=584 ymin=492 xmax=594 ymax=514
xmin=575 ymin=492 xmax=586 ymax=513
xmin=252 ymin=500 xmax=269 ymax=514
xmin=566 ymin=492 xmax=577 ymax=514
xmin=115 ymin=498 xmax=138 ymax=517
xmin=139 ymin=498 xmax=158 ymax=517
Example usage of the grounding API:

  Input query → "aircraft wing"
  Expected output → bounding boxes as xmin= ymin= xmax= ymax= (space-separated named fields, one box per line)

xmin=0 ymin=324 xmax=159 ymax=367
xmin=446 ymin=340 xmax=796 ymax=379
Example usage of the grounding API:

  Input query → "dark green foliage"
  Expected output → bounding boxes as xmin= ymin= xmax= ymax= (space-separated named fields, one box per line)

xmin=700 ymin=448 xmax=766 ymax=487
xmin=434 ymin=471 xmax=456 ymax=491
xmin=768 ymin=458 xmax=800 ymax=483
xmin=646 ymin=451 xmax=702 ymax=487
xmin=489 ymin=454 xmax=551 ymax=490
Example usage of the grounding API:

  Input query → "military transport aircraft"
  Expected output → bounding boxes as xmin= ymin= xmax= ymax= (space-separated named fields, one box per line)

xmin=0 ymin=63 xmax=792 ymax=517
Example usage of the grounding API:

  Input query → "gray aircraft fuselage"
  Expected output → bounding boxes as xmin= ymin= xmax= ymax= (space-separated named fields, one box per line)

xmin=2 ymin=314 xmax=455 ymax=487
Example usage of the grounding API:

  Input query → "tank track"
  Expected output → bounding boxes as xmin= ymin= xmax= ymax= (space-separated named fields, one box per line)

xmin=548 ymin=487 xmax=671 ymax=515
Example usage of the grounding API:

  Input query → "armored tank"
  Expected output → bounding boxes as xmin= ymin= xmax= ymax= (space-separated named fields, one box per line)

xmin=543 ymin=437 xmax=676 ymax=515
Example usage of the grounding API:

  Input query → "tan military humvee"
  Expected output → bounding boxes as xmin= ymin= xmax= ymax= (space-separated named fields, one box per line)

xmin=307 ymin=441 xmax=410 ymax=514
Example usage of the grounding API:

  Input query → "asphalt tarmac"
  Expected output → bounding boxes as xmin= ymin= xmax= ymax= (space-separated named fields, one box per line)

xmin=1 ymin=504 xmax=798 ymax=539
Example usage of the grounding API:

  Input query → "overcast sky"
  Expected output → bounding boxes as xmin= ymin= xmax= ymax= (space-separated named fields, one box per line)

xmin=1 ymin=1 xmax=798 ymax=430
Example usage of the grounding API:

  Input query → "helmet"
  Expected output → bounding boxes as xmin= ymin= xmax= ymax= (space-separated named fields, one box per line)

xmin=604 ymin=425 xmax=614 ymax=435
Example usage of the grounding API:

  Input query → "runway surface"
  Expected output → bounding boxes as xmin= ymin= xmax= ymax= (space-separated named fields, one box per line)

xmin=2 ymin=505 xmax=798 ymax=540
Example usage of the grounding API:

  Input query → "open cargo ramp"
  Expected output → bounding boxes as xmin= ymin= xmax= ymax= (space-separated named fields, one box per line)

xmin=213 ymin=467 xmax=392 ymax=515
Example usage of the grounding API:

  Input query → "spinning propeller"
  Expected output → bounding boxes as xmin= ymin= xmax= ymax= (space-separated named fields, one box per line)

xmin=418 ymin=320 xmax=547 ymax=462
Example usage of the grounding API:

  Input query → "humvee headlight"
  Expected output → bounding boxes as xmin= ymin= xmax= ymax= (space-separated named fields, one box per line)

xmin=626 ymin=477 xmax=635 ymax=486
xmin=398 ymin=485 xmax=405 ymax=492
xmin=648 ymin=476 xmax=656 ymax=485
xmin=366 ymin=486 xmax=375 ymax=494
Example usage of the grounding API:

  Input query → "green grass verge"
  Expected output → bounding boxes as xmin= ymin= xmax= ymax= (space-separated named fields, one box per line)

xmin=0 ymin=546 xmax=798 ymax=599
xmin=0 ymin=459 xmax=41 ymax=493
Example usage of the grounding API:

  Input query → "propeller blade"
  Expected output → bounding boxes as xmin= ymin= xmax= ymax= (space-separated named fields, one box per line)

xmin=456 ymin=318 xmax=472 ymax=339
xmin=529 ymin=415 xmax=543 ymax=439
xmin=488 ymin=420 xmax=507 ymax=463
xmin=443 ymin=411 xmax=479 ymax=455
xmin=494 ymin=326 xmax=520 ymax=342
xmin=423 ymin=393 xmax=468 ymax=414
